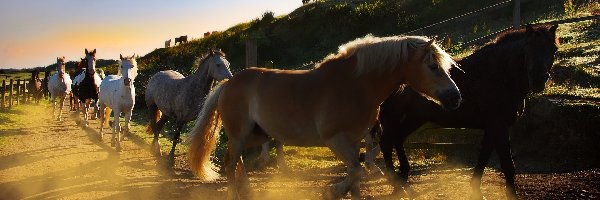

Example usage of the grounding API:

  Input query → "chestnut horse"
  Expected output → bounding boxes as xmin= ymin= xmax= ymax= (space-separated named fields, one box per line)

xmin=376 ymin=24 xmax=559 ymax=199
xmin=28 ymin=70 xmax=43 ymax=104
xmin=188 ymin=35 xmax=462 ymax=199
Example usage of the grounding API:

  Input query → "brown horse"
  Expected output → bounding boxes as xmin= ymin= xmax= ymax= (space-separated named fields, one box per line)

xmin=187 ymin=35 xmax=462 ymax=199
xmin=28 ymin=70 xmax=43 ymax=104
xmin=174 ymin=35 xmax=188 ymax=45
xmin=70 ymin=58 xmax=86 ymax=111
xmin=376 ymin=24 xmax=559 ymax=199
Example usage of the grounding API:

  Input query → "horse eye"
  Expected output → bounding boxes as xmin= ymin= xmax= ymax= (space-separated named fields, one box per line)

xmin=428 ymin=63 xmax=437 ymax=70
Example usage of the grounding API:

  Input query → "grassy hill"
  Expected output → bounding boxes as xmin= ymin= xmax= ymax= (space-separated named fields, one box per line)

xmin=134 ymin=0 xmax=584 ymax=101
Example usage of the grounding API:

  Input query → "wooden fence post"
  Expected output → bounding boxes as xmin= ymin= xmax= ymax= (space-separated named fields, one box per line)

xmin=15 ymin=80 xmax=21 ymax=106
xmin=9 ymin=79 xmax=13 ymax=108
xmin=23 ymin=81 xmax=28 ymax=104
xmin=1 ymin=80 xmax=5 ymax=109
xmin=246 ymin=38 xmax=257 ymax=68
xmin=513 ymin=0 xmax=521 ymax=28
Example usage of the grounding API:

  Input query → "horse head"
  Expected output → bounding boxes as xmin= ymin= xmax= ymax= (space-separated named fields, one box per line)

xmin=522 ymin=24 xmax=559 ymax=93
xmin=56 ymin=56 xmax=66 ymax=77
xmin=77 ymin=58 xmax=86 ymax=70
xmin=119 ymin=54 xmax=138 ymax=87
xmin=206 ymin=49 xmax=233 ymax=81
xmin=404 ymin=39 xmax=461 ymax=110
xmin=85 ymin=48 xmax=97 ymax=76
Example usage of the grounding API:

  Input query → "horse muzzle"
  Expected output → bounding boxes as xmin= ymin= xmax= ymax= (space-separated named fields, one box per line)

xmin=437 ymin=89 xmax=462 ymax=110
xmin=124 ymin=78 xmax=132 ymax=86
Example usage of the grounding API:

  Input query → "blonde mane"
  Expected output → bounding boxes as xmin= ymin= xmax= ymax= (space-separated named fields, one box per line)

xmin=318 ymin=34 xmax=456 ymax=75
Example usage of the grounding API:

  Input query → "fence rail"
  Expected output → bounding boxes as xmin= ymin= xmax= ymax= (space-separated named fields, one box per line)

xmin=0 ymin=79 xmax=40 ymax=110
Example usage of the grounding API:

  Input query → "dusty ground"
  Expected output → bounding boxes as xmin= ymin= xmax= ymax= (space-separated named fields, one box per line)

xmin=0 ymin=104 xmax=599 ymax=199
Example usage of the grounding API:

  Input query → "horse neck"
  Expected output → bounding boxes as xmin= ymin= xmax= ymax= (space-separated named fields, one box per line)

xmin=316 ymin=56 xmax=408 ymax=105
xmin=456 ymin=40 xmax=530 ymax=101
xmin=188 ymin=62 xmax=215 ymax=98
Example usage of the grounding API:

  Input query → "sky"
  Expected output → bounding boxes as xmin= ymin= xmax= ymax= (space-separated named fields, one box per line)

xmin=0 ymin=0 xmax=300 ymax=69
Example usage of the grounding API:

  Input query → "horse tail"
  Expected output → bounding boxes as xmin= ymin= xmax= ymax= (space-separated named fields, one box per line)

xmin=146 ymin=105 xmax=161 ymax=135
xmin=187 ymin=81 xmax=227 ymax=181
xmin=102 ymin=107 xmax=112 ymax=128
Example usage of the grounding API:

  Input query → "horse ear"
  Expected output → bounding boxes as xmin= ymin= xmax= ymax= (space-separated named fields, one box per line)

xmin=120 ymin=54 xmax=124 ymax=60
xmin=132 ymin=53 xmax=136 ymax=58
xmin=549 ymin=24 xmax=558 ymax=33
xmin=426 ymin=39 xmax=435 ymax=46
xmin=85 ymin=48 xmax=89 ymax=54
xmin=525 ymin=24 xmax=534 ymax=33
xmin=92 ymin=49 xmax=96 ymax=54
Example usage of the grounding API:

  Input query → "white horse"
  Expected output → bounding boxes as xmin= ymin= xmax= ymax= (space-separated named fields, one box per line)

xmin=48 ymin=56 xmax=73 ymax=121
xmin=98 ymin=54 xmax=138 ymax=152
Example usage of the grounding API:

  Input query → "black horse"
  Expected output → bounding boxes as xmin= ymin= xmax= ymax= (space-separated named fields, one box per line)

xmin=377 ymin=24 xmax=559 ymax=199
xmin=42 ymin=70 xmax=51 ymax=99
xmin=75 ymin=49 xmax=101 ymax=126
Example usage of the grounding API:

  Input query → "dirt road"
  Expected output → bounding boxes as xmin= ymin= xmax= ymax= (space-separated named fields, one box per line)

xmin=0 ymin=104 xmax=598 ymax=199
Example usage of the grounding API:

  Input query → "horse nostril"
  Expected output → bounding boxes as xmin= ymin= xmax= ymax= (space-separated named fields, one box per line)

xmin=439 ymin=89 xmax=461 ymax=110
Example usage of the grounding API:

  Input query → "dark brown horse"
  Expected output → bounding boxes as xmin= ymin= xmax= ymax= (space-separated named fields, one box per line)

xmin=42 ymin=70 xmax=51 ymax=99
xmin=28 ymin=70 xmax=43 ymax=104
xmin=376 ymin=24 xmax=559 ymax=199
xmin=174 ymin=35 xmax=188 ymax=45
xmin=70 ymin=58 xmax=86 ymax=111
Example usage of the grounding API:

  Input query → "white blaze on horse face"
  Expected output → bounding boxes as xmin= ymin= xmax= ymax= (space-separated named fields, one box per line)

xmin=210 ymin=55 xmax=233 ymax=81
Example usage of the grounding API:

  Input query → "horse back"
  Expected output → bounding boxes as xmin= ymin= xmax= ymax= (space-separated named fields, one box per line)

xmin=219 ymin=68 xmax=376 ymax=146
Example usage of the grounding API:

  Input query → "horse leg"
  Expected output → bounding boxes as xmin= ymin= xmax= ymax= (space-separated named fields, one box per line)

xmin=91 ymin=98 xmax=99 ymax=120
xmin=51 ymin=95 xmax=57 ymax=119
xmin=325 ymin=135 xmax=363 ymax=200
xmin=255 ymin=141 xmax=270 ymax=170
xmin=225 ymin=138 xmax=247 ymax=200
xmin=123 ymin=110 xmax=132 ymax=141
xmin=471 ymin=129 xmax=495 ymax=199
xmin=58 ymin=94 xmax=66 ymax=121
xmin=112 ymin=107 xmax=122 ymax=151
xmin=151 ymin=115 xmax=169 ymax=156
xmin=168 ymin=122 xmax=184 ymax=165
xmin=274 ymin=140 xmax=289 ymax=171
xmin=494 ymin=127 xmax=517 ymax=199
xmin=99 ymin=103 xmax=106 ymax=139
xmin=364 ymin=129 xmax=383 ymax=176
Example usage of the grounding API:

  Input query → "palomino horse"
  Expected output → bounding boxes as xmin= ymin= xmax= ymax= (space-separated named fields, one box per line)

xmin=188 ymin=35 xmax=462 ymax=199
xmin=145 ymin=50 xmax=232 ymax=163
xmin=74 ymin=49 xmax=102 ymax=126
xmin=376 ymin=25 xmax=559 ymax=199
xmin=48 ymin=56 xmax=73 ymax=121
xmin=174 ymin=35 xmax=188 ymax=45
xmin=99 ymin=54 xmax=138 ymax=152
xmin=28 ymin=70 xmax=43 ymax=104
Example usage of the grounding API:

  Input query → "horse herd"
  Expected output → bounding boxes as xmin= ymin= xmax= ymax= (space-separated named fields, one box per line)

xmin=40 ymin=24 xmax=558 ymax=200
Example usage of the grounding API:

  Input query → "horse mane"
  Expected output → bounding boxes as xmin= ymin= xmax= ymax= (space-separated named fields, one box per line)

xmin=318 ymin=34 xmax=456 ymax=75
xmin=192 ymin=50 xmax=226 ymax=73
xmin=478 ymin=24 xmax=558 ymax=51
